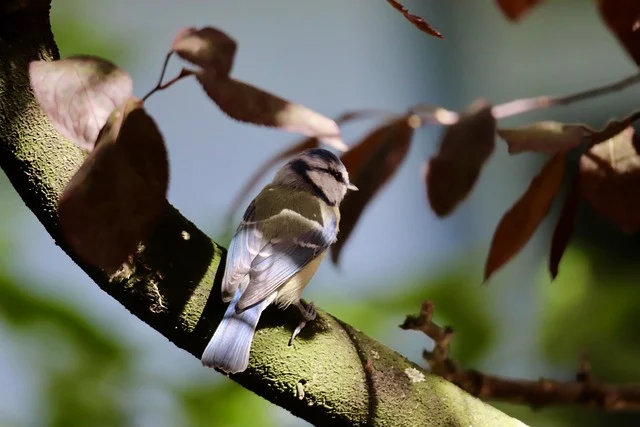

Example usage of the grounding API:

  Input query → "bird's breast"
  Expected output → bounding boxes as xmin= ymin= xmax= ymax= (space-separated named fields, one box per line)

xmin=274 ymin=252 xmax=326 ymax=308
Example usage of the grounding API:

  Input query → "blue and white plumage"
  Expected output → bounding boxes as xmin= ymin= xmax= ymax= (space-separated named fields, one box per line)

xmin=201 ymin=148 xmax=357 ymax=373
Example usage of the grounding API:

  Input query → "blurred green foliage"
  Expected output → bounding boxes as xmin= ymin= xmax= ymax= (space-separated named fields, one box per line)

xmin=178 ymin=382 xmax=275 ymax=427
xmin=51 ymin=3 xmax=133 ymax=64
xmin=0 ymin=274 xmax=130 ymax=426
xmin=540 ymin=247 xmax=640 ymax=381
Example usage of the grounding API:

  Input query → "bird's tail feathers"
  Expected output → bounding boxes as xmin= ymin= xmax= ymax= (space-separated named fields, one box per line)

xmin=201 ymin=290 xmax=267 ymax=374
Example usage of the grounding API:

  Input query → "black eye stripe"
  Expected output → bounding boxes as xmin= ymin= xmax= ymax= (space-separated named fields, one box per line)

xmin=309 ymin=166 xmax=345 ymax=183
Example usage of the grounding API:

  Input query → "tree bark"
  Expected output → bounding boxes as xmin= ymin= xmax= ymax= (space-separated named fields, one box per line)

xmin=0 ymin=1 xmax=528 ymax=426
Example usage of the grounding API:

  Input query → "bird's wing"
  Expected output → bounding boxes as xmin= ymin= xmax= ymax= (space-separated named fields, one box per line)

xmin=234 ymin=208 xmax=338 ymax=312
xmin=221 ymin=201 xmax=262 ymax=301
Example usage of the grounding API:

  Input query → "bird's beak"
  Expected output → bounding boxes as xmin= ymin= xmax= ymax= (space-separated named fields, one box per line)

xmin=347 ymin=183 xmax=359 ymax=191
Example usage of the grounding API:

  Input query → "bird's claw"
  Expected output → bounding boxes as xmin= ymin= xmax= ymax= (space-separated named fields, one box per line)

xmin=289 ymin=301 xmax=316 ymax=346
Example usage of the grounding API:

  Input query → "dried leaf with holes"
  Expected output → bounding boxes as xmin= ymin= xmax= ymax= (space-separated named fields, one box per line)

xmin=171 ymin=26 xmax=237 ymax=78
xmin=580 ymin=127 xmax=640 ymax=234
xmin=29 ymin=55 xmax=133 ymax=151
xmin=549 ymin=177 xmax=580 ymax=280
xmin=596 ymin=0 xmax=640 ymax=66
xmin=498 ymin=121 xmax=585 ymax=155
xmin=386 ymin=0 xmax=444 ymax=38
xmin=331 ymin=115 xmax=416 ymax=264
xmin=496 ymin=0 xmax=544 ymax=21
xmin=484 ymin=153 xmax=566 ymax=282
xmin=426 ymin=99 xmax=496 ymax=217
xmin=197 ymin=74 xmax=347 ymax=151
xmin=57 ymin=98 xmax=169 ymax=273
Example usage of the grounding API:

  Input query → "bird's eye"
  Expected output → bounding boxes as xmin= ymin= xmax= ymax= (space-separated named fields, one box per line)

xmin=331 ymin=171 xmax=344 ymax=182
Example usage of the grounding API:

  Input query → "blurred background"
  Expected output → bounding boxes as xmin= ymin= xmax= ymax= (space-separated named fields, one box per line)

xmin=1 ymin=0 xmax=640 ymax=426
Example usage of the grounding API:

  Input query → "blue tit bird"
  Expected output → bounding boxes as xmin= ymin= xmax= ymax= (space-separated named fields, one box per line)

xmin=201 ymin=148 xmax=358 ymax=374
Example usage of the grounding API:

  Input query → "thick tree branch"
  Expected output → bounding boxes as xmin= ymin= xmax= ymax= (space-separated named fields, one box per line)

xmin=0 ymin=2 xmax=527 ymax=426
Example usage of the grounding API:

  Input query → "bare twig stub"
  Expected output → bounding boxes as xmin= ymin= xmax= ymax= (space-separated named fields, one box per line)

xmin=401 ymin=301 xmax=640 ymax=411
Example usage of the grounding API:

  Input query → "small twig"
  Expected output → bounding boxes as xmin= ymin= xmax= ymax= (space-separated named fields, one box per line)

xmin=401 ymin=300 xmax=640 ymax=411
xmin=386 ymin=0 xmax=444 ymax=39
xmin=408 ymin=72 xmax=640 ymax=128
xmin=142 ymin=52 xmax=172 ymax=101
xmin=492 ymin=71 xmax=640 ymax=120
xmin=142 ymin=52 xmax=195 ymax=102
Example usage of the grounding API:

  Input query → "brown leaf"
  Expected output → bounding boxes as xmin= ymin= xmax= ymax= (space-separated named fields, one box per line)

xmin=29 ymin=56 xmax=133 ymax=151
xmin=58 ymin=98 xmax=169 ymax=273
xmin=484 ymin=153 xmax=566 ymax=282
xmin=197 ymin=74 xmax=347 ymax=151
xmin=549 ymin=176 xmax=580 ymax=280
xmin=426 ymin=99 xmax=496 ymax=217
xmin=330 ymin=116 xmax=416 ymax=264
xmin=171 ymin=27 xmax=237 ymax=78
xmin=386 ymin=0 xmax=444 ymax=38
xmin=596 ymin=0 xmax=640 ymax=66
xmin=498 ymin=121 xmax=586 ymax=155
xmin=496 ymin=0 xmax=544 ymax=21
xmin=580 ymin=126 xmax=640 ymax=234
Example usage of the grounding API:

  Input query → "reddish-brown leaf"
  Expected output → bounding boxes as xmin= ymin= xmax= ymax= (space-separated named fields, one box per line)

xmin=549 ymin=176 xmax=580 ymax=280
xmin=496 ymin=0 xmax=543 ymax=21
xmin=498 ymin=121 xmax=586 ymax=155
xmin=426 ymin=99 xmax=496 ymax=217
xmin=484 ymin=153 xmax=566 ymax=282
xmin=29 ymin=56 xmax=133 ymax=151
xmin=171 ymin=26 xmax=237 ymax=78
xmin=58 ymin=98 xmax=169 ymax=273
xmin=596 ymin=0 xmax=640 ymax=66
xmin=331 ymin=116 xmax=416 ymax=264
xmin=580 ymin=126 xmax=640 ymax=234
xmin=197 ymin=74 xmax=347 ymax=151
xmin=386 ymin=0 xmax=444 ymax=38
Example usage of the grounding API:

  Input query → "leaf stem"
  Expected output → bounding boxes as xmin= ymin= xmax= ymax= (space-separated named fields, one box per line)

xmin=142 ymin=53 xmax=196 ymax=102
xmin=142 ymin=52 xmax=173 ymax=101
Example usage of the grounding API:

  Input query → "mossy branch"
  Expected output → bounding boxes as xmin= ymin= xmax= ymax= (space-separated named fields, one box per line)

xmin=0 ymin=2 xmax=527 ymax=426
